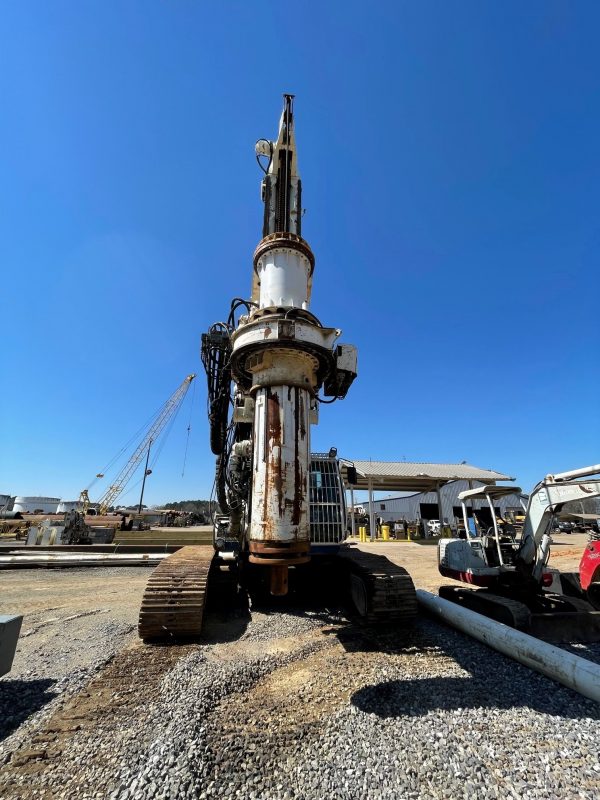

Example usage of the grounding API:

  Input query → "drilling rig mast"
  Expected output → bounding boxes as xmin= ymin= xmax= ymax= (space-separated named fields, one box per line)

xmin=138 ymin=97 xmax=417 ymax=641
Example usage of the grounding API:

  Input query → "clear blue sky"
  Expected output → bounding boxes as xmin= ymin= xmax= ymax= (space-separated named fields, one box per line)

xmin=1 ymin=1 xmax=598 ymax=506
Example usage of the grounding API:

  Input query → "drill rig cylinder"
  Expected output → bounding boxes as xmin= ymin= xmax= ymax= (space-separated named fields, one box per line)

xmin=248 ymin=378 xmax=313 ymax=580
xmin=254 ymin=241 xmax=312 ymax=309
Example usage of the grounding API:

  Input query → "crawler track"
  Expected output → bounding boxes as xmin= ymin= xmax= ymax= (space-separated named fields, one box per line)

xmin=138 ymin=545 xmax=215 ymax=640
xmin=339 ymin=546 xmax=418 ymax=625
xmin=439 ymin=585 xmax=531 ymax=629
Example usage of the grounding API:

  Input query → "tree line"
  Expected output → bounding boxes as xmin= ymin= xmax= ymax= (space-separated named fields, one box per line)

xmin=163 ymin=499 xmax=212 ymax=515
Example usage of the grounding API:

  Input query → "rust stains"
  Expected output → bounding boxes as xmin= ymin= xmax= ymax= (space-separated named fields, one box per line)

xmin=256 ymin=386 xmax=309 ymax=542
xmin=262 ymin=390 xmax=269 ymax=528
xmin=264 ymin=388 xmax=284 ymax=538
xmin=292 ymin=386 xmax=302 ymax=528
xmin=298 ymin=388 xmax=307 ymax=441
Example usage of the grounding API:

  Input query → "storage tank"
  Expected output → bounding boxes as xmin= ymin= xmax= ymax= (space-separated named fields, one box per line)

xmin=57 ymin=500 xmax=83 ymax=513
xmin=13 ymin=496 xmax=60 ymax=514
xmin=0 ymin=494 xmax=12 ymax=510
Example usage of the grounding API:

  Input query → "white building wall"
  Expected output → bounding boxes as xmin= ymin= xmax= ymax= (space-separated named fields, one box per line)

xmin=365 ymin=480 xmax=525 ymax=524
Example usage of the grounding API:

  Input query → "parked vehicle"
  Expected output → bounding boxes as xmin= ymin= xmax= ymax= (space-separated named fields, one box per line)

xmin=555 ymin=520 xmax=576 ymax=534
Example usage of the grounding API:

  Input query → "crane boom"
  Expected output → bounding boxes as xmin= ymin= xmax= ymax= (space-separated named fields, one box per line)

xmin=92 ymin=374 xmax=196 ymax=515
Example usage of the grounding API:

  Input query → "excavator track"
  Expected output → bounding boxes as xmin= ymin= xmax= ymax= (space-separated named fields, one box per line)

xmin=138 ymin=545 xmax=215 ymax=641
xmin=339 ymin=547 xmax=418 ymax=625
xmin=439 ymin=586 xmax=531 ymax=629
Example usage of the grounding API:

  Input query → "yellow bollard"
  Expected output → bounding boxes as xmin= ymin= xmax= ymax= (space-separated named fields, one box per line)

xmin=359 ymin=526 xmax=366 ymax=542
xmin=382 ymin=525 xmax=390 ymax=541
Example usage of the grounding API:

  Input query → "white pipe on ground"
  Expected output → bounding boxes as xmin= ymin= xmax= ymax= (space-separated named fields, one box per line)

xmin=416 ymin=589 xmax=600 ymax=704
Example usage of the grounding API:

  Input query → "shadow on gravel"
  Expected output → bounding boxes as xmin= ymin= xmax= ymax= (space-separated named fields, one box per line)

xmin=0 ymin=678 xmax=57 ymax=742
xmin=349 ymin=619 xmax=600 ymax=720
xmin=203 ymin=606 xmax=252 ymax=643
xmin=335 ymin=621 xmax=425 ymax=653
xmin=351 ymin=674 xmax=600 ymax=720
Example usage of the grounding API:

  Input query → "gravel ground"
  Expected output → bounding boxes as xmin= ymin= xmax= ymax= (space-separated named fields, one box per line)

xmin=2 ymin=591 xmax=600 ymax=799
xmin=1 ymin=564 xmax=599 ymax=799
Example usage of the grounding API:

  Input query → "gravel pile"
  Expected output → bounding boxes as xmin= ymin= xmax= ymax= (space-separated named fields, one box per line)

xmin=3 ymin=601 xmax=599 ymax=800
xmin=239 ymin=605 xmax=345 ymax=642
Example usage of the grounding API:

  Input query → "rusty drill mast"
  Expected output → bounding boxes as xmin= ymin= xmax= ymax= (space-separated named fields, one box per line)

xmin=138 ymin=96 xmax=417 ymax=640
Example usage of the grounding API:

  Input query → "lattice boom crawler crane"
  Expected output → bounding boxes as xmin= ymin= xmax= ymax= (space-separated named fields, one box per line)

xmin=138 ymin=96 xmax=417 ymax=640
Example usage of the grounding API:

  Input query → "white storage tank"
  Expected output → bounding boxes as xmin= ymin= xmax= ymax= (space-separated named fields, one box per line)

xmin=57 ymin=500 xmax=83 ymax=513
xmin=13 ymin=496 xmax=60 ymax=514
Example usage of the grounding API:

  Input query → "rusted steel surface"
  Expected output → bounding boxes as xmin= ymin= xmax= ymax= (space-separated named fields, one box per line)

xmin=18 ymin=514 xmax=121 ymax=527
xmin=253 ymin=231 xmax=315 ymax=273
xmin=248 ymin=540 xmax=310 ymax=566
xmin=249 ymin=381 xmax=311 ymax=551
xmin=269 ymin=564 xmax=289 ymax=596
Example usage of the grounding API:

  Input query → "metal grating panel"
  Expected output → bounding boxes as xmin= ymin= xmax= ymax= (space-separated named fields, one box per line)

xmin=309 ymin=455 xmax=346 ymax=544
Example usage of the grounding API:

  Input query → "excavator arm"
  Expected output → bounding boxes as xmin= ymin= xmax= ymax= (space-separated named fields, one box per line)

xmin=517 ymin=464 xmax=600 ymax=581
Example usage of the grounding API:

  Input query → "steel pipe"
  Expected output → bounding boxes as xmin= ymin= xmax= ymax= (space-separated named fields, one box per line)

xmin=416 ymin=589 xmax=600 ymax=704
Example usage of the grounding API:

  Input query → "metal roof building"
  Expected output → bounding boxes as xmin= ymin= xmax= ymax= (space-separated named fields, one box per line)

xmin=340 ymin=460 xmax=514 ymax=538
xmin=360 ymin=479 xmax=526 ymax=527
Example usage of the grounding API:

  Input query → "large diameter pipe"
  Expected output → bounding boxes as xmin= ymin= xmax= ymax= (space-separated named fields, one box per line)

xmin=416 ymin=589 xmax=600 ymax=704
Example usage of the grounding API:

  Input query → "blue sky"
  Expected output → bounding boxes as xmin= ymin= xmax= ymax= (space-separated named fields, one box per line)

xmin=1 ymin=1 xmax=598 ymax=506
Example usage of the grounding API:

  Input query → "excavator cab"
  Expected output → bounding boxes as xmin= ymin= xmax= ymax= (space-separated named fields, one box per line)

xmin=439 ymin=485 xmax=524 ymax=582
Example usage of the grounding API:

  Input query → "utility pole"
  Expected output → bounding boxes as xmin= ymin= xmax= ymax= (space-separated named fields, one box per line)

xmin=138 ymin=439 xmax=153 ymax=515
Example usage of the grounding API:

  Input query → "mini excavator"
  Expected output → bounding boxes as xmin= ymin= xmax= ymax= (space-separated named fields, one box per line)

xmin=438 ymin=464 xmax=600 ymax=640
xmin=138 ymin=96 xmax=417 ymax=640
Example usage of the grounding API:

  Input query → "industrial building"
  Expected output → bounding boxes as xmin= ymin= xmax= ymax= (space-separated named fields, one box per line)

xmin=57 ymin=500 xmax=84 ymax=513
xmin=361 ymin=479 xmax=526 ymax=527
xmin=340 ymin=461 xmax=519 ymax=535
